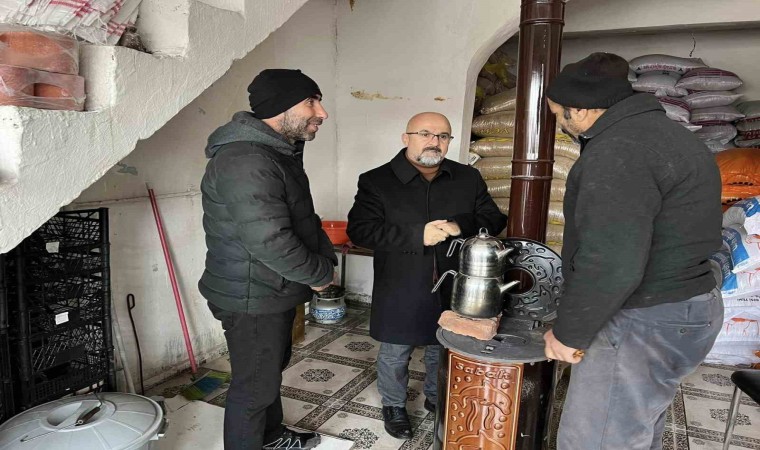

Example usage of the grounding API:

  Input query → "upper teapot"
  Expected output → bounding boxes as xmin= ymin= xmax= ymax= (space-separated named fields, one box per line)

xmin=447 ymin=228 xmax=512 ymax=278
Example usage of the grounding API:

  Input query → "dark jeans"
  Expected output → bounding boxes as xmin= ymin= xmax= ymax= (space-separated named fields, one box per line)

xmin=209 ymin=303 xmax=296 ymax=450
xmin=558 ymin=289 xmax=723 ymax=450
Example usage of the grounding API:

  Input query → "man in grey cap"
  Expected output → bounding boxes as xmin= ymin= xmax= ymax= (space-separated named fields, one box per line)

xmin=542 ymin=53 xmax=723 ymax=449
xmin=199 ymin=69 xmax=336 ymax=450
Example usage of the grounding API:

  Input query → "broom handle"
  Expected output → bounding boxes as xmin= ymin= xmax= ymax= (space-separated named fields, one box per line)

xmin=147 ymin=185 xmax=198 ymax=374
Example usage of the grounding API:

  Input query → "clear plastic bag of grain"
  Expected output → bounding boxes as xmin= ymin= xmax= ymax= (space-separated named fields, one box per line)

xmin=486 ymin=179 xmax=565 ymax=201
xmin=480 ymin=89 xmax=517 ymax=115
xmin=486 ymin=179 xmax=511 ymax=198
xmin=471 ymin=134 xmax=580 ymax=160
xmin=470 ymin=138 xmax=514 ymax=158
xmin=474 ymin=157 xmax=512 ymax=180
xmin=472 ymin=111 xmax=516 ymax=138
xmin=546 ymin=223 xmax=564 ymax=243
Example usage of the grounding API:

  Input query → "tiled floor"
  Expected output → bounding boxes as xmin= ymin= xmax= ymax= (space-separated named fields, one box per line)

xmin=149 ymin=305 xmax=760 ymax=449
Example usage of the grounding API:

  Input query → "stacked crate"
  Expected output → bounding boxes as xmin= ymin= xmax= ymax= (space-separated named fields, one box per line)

xmin=2 ymin=208 xmax=114 ymax=414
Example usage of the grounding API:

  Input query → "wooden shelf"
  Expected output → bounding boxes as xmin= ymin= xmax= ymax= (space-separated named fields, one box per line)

xmin=563 ymin=21 xmax=760 ymax=40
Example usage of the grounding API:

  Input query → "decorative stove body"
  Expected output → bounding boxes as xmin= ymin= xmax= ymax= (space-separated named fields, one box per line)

xmin=434 ymin=239 xmax=562 ymax=450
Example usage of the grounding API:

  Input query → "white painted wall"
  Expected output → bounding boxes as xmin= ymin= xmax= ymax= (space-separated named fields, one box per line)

xmin=72 ymin=0 xmax=338 ymax=387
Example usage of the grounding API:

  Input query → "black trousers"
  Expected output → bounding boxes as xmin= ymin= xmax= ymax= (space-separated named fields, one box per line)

xmin=209 ymin=303 xmax=296 ymax=450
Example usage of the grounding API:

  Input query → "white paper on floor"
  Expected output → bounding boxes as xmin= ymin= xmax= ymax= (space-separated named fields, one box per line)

xmin=156 ymin=400 xmax=354 ymax=450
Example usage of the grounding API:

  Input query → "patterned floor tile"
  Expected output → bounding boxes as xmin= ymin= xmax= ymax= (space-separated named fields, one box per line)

xmin=318 ymin=332 xmax=380 ymax=362
xmin=294 ymin=325 xmax=333 ymax=349
xmin=661 ymin=430 xmax=691 ymax=450
xmin=682 ymin=365 xmax=738 ymax=396
xmin=684 ymin=393 xmax=760 ymax=444
xmin=353 ymin=317 xmax=371 ymax=331
xmin=282 ymin=358 xmax=363 ymax=396
xmin=331 ymin=367 xmax=377 ymax=401
xmin=293 ymin=328 xmax=346 ymax=356
xmin=157 ymin=309 xmax=760 ymax=450
xmin=282 ymin=397 xmax=320 ymax=425
xmin=351 ymin=379 xmax=431 ymax=418
xmin=317 ymin=411 xmax=410 ymax=449
xmin=351 ymin=380 xmax=384 ymax=409
xmin=690 ymin=430 xmax=760 ymax=449
xmin=689 ymin=436 xmax=726 ymax=449
xmin=408 ymin=347 xmax=428 ymax=373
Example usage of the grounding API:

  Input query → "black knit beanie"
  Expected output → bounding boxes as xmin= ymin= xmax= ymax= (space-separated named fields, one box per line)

xmin=546 ymin=52 xmax=633 ymax=109
xmin=247 ymin=69 xmax=322 ymax=119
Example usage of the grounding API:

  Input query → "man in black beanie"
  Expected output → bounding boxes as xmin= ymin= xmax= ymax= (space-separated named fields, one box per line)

xmin=542 ymin=53 xmax=723 ymax=449
xmin=199 ymin=69 xmax=337 ymax=450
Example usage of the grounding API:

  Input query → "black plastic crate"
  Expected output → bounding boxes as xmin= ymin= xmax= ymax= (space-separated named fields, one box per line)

xmin=14 ymin=321 xmax=110 ymax=408
xmin=0 ymin=334 xmax=13 ymax=424
xmin=7 ymin=276 xmax=106 ymax=338
xmin=17 ymin=209 xmax=107 ymax=255
xmin=14 ymin=249 xmax=106 ymax=284
xmin=2 ymin=208 xmax=115 ymax=410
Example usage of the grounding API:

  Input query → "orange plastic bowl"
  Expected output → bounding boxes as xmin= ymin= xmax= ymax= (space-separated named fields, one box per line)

xmin=322 ymin=220 xmax=349 ymax=245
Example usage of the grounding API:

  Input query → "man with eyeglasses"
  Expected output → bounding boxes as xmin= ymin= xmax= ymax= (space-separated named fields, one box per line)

xmin=347 ymin=112 xmax=507 ymax=440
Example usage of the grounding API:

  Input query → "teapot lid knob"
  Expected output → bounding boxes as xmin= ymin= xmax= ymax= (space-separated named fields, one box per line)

xmin=478 ymin=227 xmax=490 ymax=237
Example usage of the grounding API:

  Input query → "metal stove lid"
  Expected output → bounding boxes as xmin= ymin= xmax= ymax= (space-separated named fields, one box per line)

xmin=501 ymin=238 xmax=563 ymax=322
xmin=437 ymin=318 xmax=551 ymax=364
xmin=0 ymin=392 xmax=163 ymax=450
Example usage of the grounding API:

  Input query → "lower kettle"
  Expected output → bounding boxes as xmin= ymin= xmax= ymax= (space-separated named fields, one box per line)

xmin=432 ymin=270 xmax=520 ymax=319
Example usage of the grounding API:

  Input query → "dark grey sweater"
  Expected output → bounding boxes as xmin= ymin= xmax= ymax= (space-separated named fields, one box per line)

xmin=553 ymin=93 xmax=722 ymax=349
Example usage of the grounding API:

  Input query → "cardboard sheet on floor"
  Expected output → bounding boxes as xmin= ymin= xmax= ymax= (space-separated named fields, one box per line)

xmin=157 ymin=400 xmax=355 ymax=450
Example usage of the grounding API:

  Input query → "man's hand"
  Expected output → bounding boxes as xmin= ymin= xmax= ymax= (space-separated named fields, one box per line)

xmin=311 ymin=282 xmax=331 ymax=292
xmin=543 ymin=329 xmax=584 ymax=364
xmin=435 ymin=221 xmax=461 ymax=237
xmin=311 ymin=272 xmax=336 ymax=292
xmin=424 ymin=220 xmax=450 ymax=246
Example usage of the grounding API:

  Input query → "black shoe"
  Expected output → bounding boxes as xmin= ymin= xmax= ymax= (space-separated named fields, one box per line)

xmin=424 ymin=398 xmax=436 ymax=414
xmin=382 ymin=406 xmax=413 ymax=440
xmin=263 ymin=428 xmax=321 ymax=449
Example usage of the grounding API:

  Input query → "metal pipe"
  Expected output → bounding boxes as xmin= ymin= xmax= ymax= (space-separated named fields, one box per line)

xmin=507 ymin=0 xmax=567 ymax=242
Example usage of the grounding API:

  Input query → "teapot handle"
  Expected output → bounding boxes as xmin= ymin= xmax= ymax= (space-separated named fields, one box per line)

xmin=446 ymin=239 xmax=466 ymax=257
xmin=431 ymin=270 xmax=457 ymax=293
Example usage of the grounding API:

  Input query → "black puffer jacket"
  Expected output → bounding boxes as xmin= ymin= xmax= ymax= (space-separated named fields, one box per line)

xmin=199 ymin=112 xmax=337 ymax=314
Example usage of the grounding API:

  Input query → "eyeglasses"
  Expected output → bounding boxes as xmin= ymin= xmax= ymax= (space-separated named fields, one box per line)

xmin=406 ymin=131 xmax=454 ymax=142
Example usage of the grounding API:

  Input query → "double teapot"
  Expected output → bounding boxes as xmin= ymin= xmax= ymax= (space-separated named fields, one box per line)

xmin=432 ymin=228 xmax=519 ymax=318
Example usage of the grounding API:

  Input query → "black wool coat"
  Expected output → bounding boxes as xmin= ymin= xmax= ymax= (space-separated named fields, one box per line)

xmin=347 ymin=150 xmax=507 ymax=345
